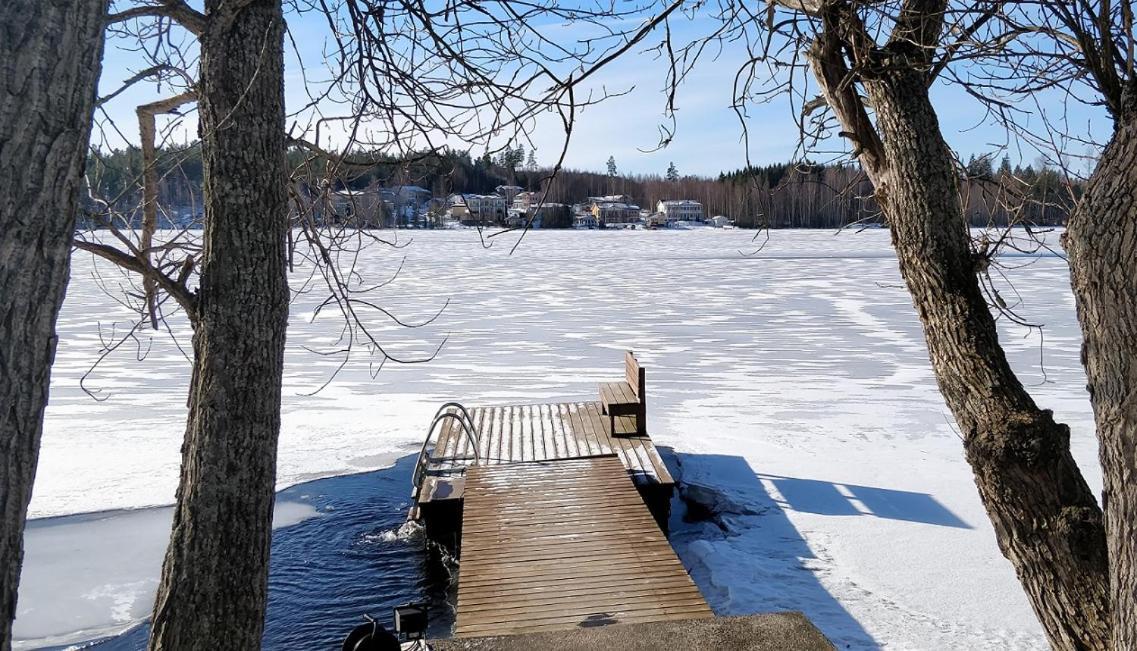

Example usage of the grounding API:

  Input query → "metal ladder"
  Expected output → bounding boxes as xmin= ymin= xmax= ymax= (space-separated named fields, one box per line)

xmin=410 ymin=402 xmax=481 ymax=509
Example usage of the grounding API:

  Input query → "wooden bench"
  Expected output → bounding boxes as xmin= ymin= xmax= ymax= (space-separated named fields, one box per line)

xmin=599 ymin=351 xmax=646 ymax=437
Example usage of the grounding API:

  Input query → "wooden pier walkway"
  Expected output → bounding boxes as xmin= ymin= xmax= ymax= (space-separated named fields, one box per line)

xmin=415 ymin=401 xmax=673 ymax=508
xmin=453 ymin=455 xmax=712 ymax=638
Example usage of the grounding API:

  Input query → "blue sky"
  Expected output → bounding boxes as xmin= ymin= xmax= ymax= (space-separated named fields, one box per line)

xmin=96 ymin=2 xmax=1111 ymax=178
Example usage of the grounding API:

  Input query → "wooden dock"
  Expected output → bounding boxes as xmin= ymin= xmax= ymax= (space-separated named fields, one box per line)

xmin=415 ymin=401 xmax=673 ymax=509
xmin=453 ymin=455 xmax=712 ymax=638
xmin=405 ymin=352 xmax=716 ymax=639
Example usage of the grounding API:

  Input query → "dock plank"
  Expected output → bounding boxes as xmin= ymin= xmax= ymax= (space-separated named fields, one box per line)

xmin=454 ymin=456 xmax=711 ymax=638
xmin=417 ymin=401 xmax=672 ymax=511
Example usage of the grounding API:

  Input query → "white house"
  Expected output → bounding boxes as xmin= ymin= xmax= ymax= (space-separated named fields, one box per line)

xmin=470 ymin=194 xmax=508 ymax=221
xmin=656 ymin=199 xmax=704 ymax=222
xmin=589 ymin=195 xmax=640 ymax=225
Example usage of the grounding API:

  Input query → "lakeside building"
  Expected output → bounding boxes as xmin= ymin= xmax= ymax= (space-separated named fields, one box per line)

xmin=506 ymin=202 xmax=569 ymax=228
xmin=512 ymin=190 xmax=542 ymax=214
xmin=656 ymin=199 xmax=704 ymax=222
xmin=589 ymin=194 xmax=640 ymax=225
xmin=495 ymin=185 xmax=525 ymax=204
xmin=509 ymin=193 xmax=571 ymax=228
xmin=447 ymin=194 xmax=471 ymax=222
xmin=574 ymin=213 xmax=598 ymax=229
xmin=306 ymin=184 xmax=391 ymax=227
xmin=709 ymin=215 xmax=733 ymax=228
xmin=381 ymin=185 xmax=433 ymax=226
xmin=449 ymin=193 xmax=508 ymax=225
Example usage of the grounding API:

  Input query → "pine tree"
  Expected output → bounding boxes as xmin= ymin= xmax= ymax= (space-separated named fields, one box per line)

xmin=666 ymin=161 xmax=679 ymax=182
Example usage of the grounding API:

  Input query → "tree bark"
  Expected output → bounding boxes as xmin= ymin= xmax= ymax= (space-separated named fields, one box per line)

xmin=0 ymin=1 xmax=107 ymax=647
xmin=147 ymin=1 xmax=289 ymax=648
xmin=807 ymin=5 xmax=1110 ymax=648
xmin=1064 ymin=116 xmax=1137 ymax=649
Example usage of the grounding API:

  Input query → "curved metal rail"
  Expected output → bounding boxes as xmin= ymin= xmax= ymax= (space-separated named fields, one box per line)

xmin=410 ymin=402 xmax=481 ymax=509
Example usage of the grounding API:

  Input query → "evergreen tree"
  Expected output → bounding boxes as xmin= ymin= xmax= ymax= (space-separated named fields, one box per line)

xmin=999 ymin=155 xmax=1012 ymax=176
xmin=666 ymin=161 xmax=679 ymax=182
xmin=966 ymin=154 xmax=993 ymax=178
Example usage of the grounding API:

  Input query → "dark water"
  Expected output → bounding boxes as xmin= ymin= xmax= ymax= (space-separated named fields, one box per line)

xmin=83 ymin=454 xmax=455 ymax=650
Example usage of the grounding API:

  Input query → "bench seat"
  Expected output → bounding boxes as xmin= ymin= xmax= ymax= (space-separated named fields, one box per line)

xmin=600 ymin=381 xmax=639 ymax=415
xmin=598 ymin=351 xmax=647 ymax=436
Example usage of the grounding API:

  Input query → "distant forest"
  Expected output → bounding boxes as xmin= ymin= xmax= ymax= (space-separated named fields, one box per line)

xmin=86 ymin=143 xmax=1075 ymax=228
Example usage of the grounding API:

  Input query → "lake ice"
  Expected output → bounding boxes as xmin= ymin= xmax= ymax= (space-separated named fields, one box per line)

xmin=18 ymin=228 xmax=1092 ymax=649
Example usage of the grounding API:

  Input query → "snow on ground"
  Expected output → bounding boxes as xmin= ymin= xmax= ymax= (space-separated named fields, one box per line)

xmin=22 ymin=228 xmax=1093 ymax=649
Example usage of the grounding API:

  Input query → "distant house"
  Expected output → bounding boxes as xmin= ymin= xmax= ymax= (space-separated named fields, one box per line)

xmin=574 ymin=213 xmax=598 ymax=229
xmin=307 ymin=184 xmax=390 ymax=227
xmin=508 ymin=196 xmax=569 ymax=228
xmin=382 ymin=185 xmax=433 ymax=226
xmin=451 ymin=193 xmax=508 ymax=225
xmin=512 ymin=191 xmax=541 ymax=214
xmin=709 ymin=215 xmax=732 ymax=228
xmin=589 ymin=195 xmax=640 ymax=225
xmin=495 ymin=185 xmax=525 ymax=204
xmin=384 ymin=185 xmax=432 ymax=203
xmin=656 ymin=199 xmax=704 ymax=222
xmin=447 ymin=194 xmax=471 ymax=222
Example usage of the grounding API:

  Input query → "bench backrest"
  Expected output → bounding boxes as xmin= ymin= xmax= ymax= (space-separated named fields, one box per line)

xmin=625 ymin=350 xmax=646 ymax=400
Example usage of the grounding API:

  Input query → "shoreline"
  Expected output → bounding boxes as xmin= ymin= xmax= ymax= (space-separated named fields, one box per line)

xmin=15 ymin=451 xmax=432 ymax=650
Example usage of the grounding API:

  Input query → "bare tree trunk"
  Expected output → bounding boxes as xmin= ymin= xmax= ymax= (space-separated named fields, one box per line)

xmin=1064 ymin=117 xmax=1137 ymax=649
xmin=807 ymin=7 xmax=1110 ymax=648
xmin=147 ymin=1 xmax=289 ymax=648
xmin=0 ymin=1 xmax=106 ymax=647
xmin=866 ymin=72 xmax=1110 ymax=651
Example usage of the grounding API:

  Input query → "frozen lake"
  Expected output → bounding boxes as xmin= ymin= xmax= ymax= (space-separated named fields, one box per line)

xmin=19 ymin=228 xmax=1093 ymax=649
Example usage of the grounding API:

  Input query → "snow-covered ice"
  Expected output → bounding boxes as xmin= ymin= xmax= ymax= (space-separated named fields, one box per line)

xmin=20 ymin=228 xmax=1093 ymax=649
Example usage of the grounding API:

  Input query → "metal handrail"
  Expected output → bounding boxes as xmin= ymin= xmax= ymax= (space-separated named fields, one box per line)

xmin=410 ymin=402 xmax=481 ymax=506
xmin=434 ymin=402 xmax=479 ymax=457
